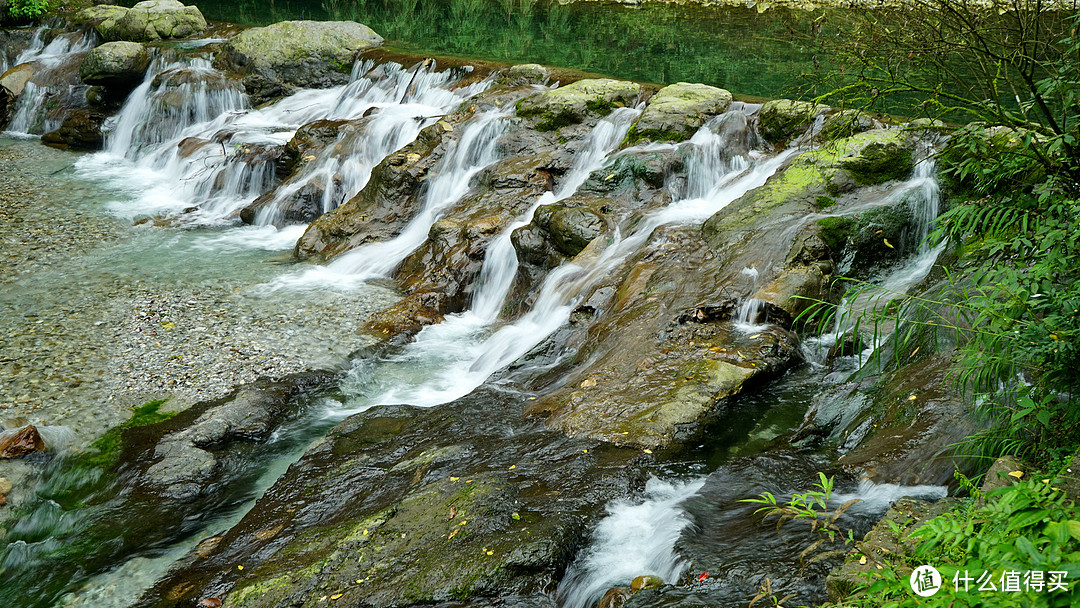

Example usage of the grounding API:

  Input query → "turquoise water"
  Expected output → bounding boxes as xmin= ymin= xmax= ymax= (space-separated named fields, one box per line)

xmin=185 ymin=0 xmax=824 ymax=99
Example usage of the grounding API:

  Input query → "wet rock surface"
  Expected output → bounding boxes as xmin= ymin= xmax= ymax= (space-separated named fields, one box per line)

xmin=516 ymin=78 xmax=642 ymax=131
xmin=139 ymin=387 xmax=649 ymax=608
xmin=79 ymin=41 xmax=151 ymax=89
xmin=41 ymin=109 xmax=106 ymax=150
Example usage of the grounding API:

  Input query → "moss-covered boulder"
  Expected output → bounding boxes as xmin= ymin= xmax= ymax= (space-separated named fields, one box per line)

xmin=757 ymin=98 xmax=828 ymax=145
xmin=628 ymin=82 xmax=731 ymax=143
xmin=74 ymin=4 xmax=129 ymax=24
xmin=501 ymin=63 xmax=548 ymax=86
xmin=96 ymin=0 xmax=207 ymax=42
xmin=820 ymin=109 xmax=876 ymax=141
xmin=516 ymin=78 xmax=641 ymax=131
xmin=79 ymin=41 xmax=150 ymax=89
xmin=215 ymin=20 xmax=382 ymax=102
xmin=512 ymin=202 xmax=606 ymax=268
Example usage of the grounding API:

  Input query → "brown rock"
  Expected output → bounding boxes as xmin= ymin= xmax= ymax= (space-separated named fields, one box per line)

xmin=0 ymin=425 xmax=46 ymax=458
xmin=596 ymin=587 xmax=630 ymax=608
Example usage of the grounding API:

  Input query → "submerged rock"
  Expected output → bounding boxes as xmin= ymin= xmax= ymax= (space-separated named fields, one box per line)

xmin=79 ymin=41 xmax=150 ymax=89
xmin=216 ymin=20 xmax=383 ymax=103
xmin=95 ymin=0 xmax=207 ymax=42
xmin=516 ymin=78 xmax=641 ymax=131
xmin=628 ymin=82 xmax=731 ymax=143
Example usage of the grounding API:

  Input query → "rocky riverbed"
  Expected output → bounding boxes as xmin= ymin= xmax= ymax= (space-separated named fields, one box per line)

xmin=0 ymin=138 xmax=396 ymax=446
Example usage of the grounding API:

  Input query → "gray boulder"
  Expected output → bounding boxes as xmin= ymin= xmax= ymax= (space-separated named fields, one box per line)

xmin=79 ymin=41 xmax=150 ymax=88
xmin=629 ymin=82 xmax=731 ymax=143
xmin=96 ymin=0 xmax=207 ymax=42
xmin=516 ymin=78 xmax=641 ymax=131
xmin=216 ymin=20 xmax=383 ymax=103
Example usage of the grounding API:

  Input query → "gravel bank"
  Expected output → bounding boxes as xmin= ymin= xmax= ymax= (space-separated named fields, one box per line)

xmin=0 ymin=138 xmax=397 ymax=449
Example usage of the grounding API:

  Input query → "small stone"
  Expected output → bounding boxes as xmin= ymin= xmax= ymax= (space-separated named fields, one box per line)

xmin=630 ymin=575 xmax=663 ymax=591
xmin=0 ymin=425 xmax=46 ymax=458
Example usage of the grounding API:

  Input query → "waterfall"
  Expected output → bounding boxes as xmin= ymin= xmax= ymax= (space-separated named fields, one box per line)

xmin=805 ymin=145 xmax=946 ymax=364
xmin=331 ymin=108 xmax=790 ymax=415
xmin=79 ymin=58 xmax=488 ymax=241
xmin=271 ymin=108 xmax=510 ymax=289
xmin=555 ymin=477 xmax=706 ymax=608
xmin=3 ymin=28 xmax=95 ymax=137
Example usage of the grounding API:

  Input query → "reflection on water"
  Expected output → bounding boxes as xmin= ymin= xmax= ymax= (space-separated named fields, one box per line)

xmin=175 ymin=0 xmax=822 ymax=98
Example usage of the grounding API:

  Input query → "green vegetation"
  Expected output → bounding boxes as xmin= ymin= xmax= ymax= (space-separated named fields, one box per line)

xmin=74 ymin=399 xmax=175 ymax=470
xmin=6 ymin=0 xmax=51 ymax=20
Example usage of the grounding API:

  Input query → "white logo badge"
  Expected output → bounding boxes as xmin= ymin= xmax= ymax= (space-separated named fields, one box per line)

xmin=911 ymin=565 xmax=942 ymax=597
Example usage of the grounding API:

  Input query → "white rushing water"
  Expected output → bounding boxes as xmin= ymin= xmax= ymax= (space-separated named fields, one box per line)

xmin=331 ymin=108 xmax=791 ymax=416
xmin=271 ymin=107 xmax=511 ymax=289
xmin=77 ymin=58 xmax=489 ymax=248
xmin=3 ymin=28 xmax=95 ymax=137
xmin=804 ymin=149 xmax=945 ymax=364
xmin=556 ymin=477 xmax=706 ymax=608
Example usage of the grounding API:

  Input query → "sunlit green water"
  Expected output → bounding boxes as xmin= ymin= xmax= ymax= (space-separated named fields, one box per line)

xmin=186 ymin=0 xmax=825 ymax=99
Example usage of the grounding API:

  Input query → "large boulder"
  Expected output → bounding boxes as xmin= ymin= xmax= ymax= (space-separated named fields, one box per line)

xmin=96 ymin=0 xmax=207 ymax=42
xmin=0 ymin=63 xmax=34 ymax=123
xmin=215 ymin=20 xmax=383 ymax=103
xmin=516 ymin=78 xmax=642 ymax=131
xmin=628 ymin=82 xmax=732 ymax=143
xmin=79 ymin=41 xmax=150 ymax=88
xmin=73 ymin=4 xmax=128 ymax=24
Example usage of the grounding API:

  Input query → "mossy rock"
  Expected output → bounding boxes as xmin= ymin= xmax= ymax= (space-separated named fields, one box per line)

xmin=627 ymin=82 xmax=731 ymax=143
xmin=96 ymin=0 xmax=206 ymax=42
xmin=516 ymin=78 xmax=641 ymax=131
xmin=757 ymin=98 xmax=828 ymax=144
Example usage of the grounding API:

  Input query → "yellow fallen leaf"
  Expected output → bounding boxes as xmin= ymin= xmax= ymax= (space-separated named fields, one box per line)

xmin=459 ymin=520 xmax=468 ymax=526
xmin=465 ymin=479 xmax=473 ymax=484
xmin=362 ymin=529 xmax=368 ymax=535
xmin=331 ymin=594 xmax=343 ymax=600
xmin=449 ymin=476 xmax=459 ymax=481
xmin=356 ymin=580 xmax=364 ymax=584
xmin=486 ymin=550 xmax=494 ymax=555
xmin=908 ymin=394 xmax=917 ymax=401
xmin=237 ymin=565 xmax=244 ymax=570
xmin=643 ymin=449 xmax=653 ymax=454
xmin=582 ymin=449 xmax=588 ymax=453
xmin=883 ymin=238 xmax=894 ymax=249
xmin=448 ymin=528 xmax=460 ymax=540
xmin=508 ymin=465 xmax=516 ymax=470
xmin=1008 ymin=470 xmax=1024 ymax=479
xmin=859 ymin=555 xmax=867 ymax=565
xmin=162 ymin=321 xmax=176 ymax=330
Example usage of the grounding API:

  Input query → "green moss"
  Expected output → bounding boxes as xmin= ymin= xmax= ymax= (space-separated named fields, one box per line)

xmin=535 ymin=107 xmax=581 ymax=131
xmin=816 ymin=216 xmax=856 ymax=253
xmin=74 ymin=400 xmax=175 ymax=471
xmin=841 ymin=142 xmax=913 ymax=184
xmin=584 ymin=97 xmax=615 ymax=116
xmin=815 ymin=195 xmax=836 ymax=208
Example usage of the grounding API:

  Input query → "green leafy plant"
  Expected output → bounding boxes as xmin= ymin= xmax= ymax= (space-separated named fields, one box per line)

xmin=742 ymin=473 xmax=859 ymax=547
xmin=836 ymin=476 xmax=1080 ymax=607
xmin=7 ymin=0 xmax=52 ymax=20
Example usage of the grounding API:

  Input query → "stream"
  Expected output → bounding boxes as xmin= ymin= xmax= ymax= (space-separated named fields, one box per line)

xmin=0 ymin=9 xmax=957 ymax=608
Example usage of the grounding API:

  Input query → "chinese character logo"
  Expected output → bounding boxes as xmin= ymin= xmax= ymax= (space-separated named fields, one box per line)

xmin=911 ymin=565 xmax=942 ymax=597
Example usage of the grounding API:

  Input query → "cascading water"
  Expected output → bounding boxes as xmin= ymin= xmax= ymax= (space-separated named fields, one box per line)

xmin=556 ymin=477 xmax=706 ymax=608
xmin=331 ymin=107 xmax=790 ymax=417
xmin=81 ymin=58 xmax=488 ymax=245
xmin=271 ymin=107 xmax=511 ymax=289
xmin=3 ymin=28 xmax=95 ymax=137
xmin=805 ymin=144 xmax=946 ymax=363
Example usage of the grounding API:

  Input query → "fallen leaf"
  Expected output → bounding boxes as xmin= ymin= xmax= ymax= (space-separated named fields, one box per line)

xmin=486 ymin=550 xmax=494 ymax=555
xmin=1008 ymin=470 xmax=1025 ymax=479
xmin=448 ymin=528 xmax=460 ymax=540
xmin=331 ymin=594 xmax=343 ymax=601
xmin=512 ymin=512 xmax=521 ymax=520
xmin=883 ymin=238 xmax=894 ymax=249
xmin=643 ymin=449 xmax=653 ymax=454
xmin=697 ymin=572 xmax=709 ymax=582
xmin=459 ymin=520 xmax=468 ymax=526
xmin=161 ymin=321 xmax=176 ymax=330
xmin=449 ymin=476 xmax=459 ymax=481
xmin=859 ymin=555 xmax=867 ymax=565
xmin=237 ymin=565 xmax=244 ymax=571
xmin=508 ymin=465 xmax=516 ymax=470
xmin=447 ymin=506 xmax=457 ymax=521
